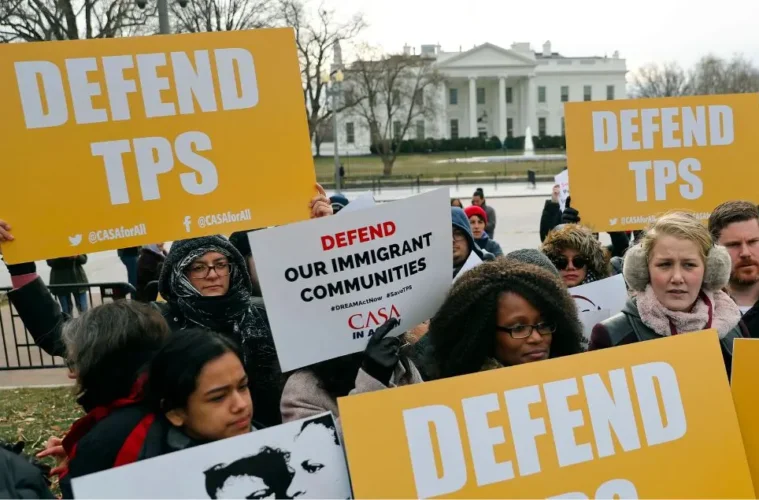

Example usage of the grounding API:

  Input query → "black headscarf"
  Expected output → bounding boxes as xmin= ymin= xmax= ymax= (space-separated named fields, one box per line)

xmin=158 ymin=236 xmax=271 ymax=364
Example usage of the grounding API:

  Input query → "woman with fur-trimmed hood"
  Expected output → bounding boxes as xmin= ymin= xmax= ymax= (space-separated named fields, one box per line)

xmin=590 ymin=212 xmax=747 ymax=375
xmin=541 ymin=224 xmax=611 ymax=288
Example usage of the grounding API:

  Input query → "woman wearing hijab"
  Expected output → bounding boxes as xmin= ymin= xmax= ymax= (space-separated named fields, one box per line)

xmin=0 ymin=185 xmax=333 ymax=427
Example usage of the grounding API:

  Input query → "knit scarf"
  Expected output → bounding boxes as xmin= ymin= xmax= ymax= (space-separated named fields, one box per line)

xmin=169 ymin=245 xmax=270 ymax=364
xmin=636 ymin=285 xmax=741 ymax=338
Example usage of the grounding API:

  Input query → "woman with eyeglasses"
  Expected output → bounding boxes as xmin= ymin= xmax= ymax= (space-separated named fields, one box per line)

xmin=541 ymin=224 xmax=611 ymax=288
xmin=0 ymin=186 xmax=333 ymax=428
xmin=421 ymin=258 xmax=584 ymax=379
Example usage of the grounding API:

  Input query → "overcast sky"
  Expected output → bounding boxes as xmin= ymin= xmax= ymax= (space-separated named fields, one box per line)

xmin=327 ymin=0 xmax=759 ymax=75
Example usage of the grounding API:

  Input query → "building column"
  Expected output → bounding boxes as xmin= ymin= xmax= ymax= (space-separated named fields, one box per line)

xmin=441 ymin=81 xmax=448 ymax=139
xmin=498 ymin=76 xmax=507 ymax=140
xmin=527 ymin=74 xmax=537 ymax=134
xmin=468 ymin=76 xmax=478 ymax=138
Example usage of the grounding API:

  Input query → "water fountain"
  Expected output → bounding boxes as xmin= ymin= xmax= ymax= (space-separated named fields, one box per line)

xmin=523 ymin=126 xmax=535 ymax=157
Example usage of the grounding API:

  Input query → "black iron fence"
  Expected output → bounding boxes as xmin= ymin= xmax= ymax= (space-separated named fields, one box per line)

xmin=0 ymin=282 xmax=135 ymax=371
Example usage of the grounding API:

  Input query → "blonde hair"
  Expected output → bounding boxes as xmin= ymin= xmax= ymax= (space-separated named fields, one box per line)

xmin=640 ymin=211 xmax=712 ymax=262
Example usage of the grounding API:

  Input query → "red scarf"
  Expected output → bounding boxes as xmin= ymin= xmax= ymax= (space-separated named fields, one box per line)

xmin=60 ymin=374 xmax=154 ymax=479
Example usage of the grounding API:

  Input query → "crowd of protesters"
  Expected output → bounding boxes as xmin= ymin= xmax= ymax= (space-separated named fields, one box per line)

xmin=2 ymin=183 xmax=759 ymax=498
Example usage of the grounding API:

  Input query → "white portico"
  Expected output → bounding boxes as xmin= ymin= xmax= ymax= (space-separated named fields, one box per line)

xmin=320 ymin=41 xmax=628 ymax=155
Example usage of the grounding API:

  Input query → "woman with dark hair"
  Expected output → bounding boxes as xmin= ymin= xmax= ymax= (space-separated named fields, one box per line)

xmin=280 ymin=318 xmax=422 ymax=431
xmin=423 ymin=258 xmax=584 ymax=379
xmin=0 ymin=185 xmax=332 ymax=427
xmin=43 ymin=301 xmax=170 ymax=498
xmin=140 ymin=329 xmax=257 ymax=458
xmin=450 ymin=198 xmax=463 ymax=209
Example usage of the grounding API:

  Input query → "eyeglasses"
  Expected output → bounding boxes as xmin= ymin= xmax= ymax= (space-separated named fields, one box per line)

xmin=188 ymin=262 xmax=232 ymax=279
xmin=453 ymin=231 xmax=468 ymax=242
xmin=496 ymin=322 xmax=556 ymax=339
xmin=552 ymin=255 xmax=587 ymax=270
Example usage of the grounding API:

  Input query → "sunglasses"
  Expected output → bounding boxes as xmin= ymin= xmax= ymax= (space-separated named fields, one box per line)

xmin=552 ymin=255 xmax=587 ymax=270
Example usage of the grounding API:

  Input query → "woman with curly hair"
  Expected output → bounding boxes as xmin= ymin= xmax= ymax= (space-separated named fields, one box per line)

xmin=423 ymin=258 xmax=584 ymax=380
xmin=541 ymin=224 xmax=611 ymax=288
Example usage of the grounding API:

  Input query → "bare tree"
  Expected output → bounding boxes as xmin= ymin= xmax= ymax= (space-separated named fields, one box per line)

xmin=0 ymin=0 xmax=154 ymax=42
xmin=278 ymin=0 xmax=365 ymax=156
xmin=348 ymin=46 xmax=443 ymax=176
xmin=171 ymin=0 xmax=273 ymax=33
xmin=689 ymin=54 xmax=759 ymax=95
xmin=630 ymin=62 xmax=690 ymax=98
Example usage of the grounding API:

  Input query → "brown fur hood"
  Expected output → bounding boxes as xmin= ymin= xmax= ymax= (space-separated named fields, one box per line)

xmin=540 ymin=224 xmax=611 ymax=281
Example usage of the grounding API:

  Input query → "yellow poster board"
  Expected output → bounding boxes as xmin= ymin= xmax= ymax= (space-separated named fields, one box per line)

xmin=0 ymin=28 xmax=315 ymax=263
xmin=564 ymin=93 xmax=759 ymax=231
xmin=731 ymin=338 xmax=759 ymax=489
xmin=339 ymin=330 xmax=753 ymax=499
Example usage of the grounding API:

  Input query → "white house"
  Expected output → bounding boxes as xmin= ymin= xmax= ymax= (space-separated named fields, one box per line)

xmin=319 ymin=41 xmax=628 ymax=156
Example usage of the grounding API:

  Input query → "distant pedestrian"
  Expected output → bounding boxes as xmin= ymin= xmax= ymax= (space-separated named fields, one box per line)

xmin=117 ymin=247 xmax=140 ymax=289
xmin=136 ymin=243 xmax=167 ymax=302
xmin=472 ymin=188 xmax=497 ymax=237
xmin=465 ymin=205 xmax=503 ymax=257
xmin=46 ymin=255 xmax=89 ymax=315
xmin=450 ymin=198 xmax=463 ymax=209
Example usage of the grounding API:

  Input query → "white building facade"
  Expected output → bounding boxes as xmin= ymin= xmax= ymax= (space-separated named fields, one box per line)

xmin=320 ymin=41 xmax=628 ymax=156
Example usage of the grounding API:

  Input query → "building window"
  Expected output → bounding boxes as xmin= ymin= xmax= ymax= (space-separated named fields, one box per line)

xmin=392 ymin=90 xmax=400 ymax=106
xmin=414 ymin=89 xmax=424 ymax=107
xmin=507 ymin=118 xmax=513 ymax=138
xmin=607 ymin=85 xmax=615 ymax=100
xmin=416 ymin=120 xmax=425 ymax=139
xmin=346 ymin=122 xmax=355 ymax=144
xmin=583 ymin=85 xmax=592 ymax=101
xmin=477 ymin=87 xmax=486 ymax=105
xmin=449 ymin=88 xmax=458 ymax=105
xmin=561 ymin=117 xmax=565 ymax=136
xmin=506 ymin=87 xmax=513 ymax=104
xmin=560 ymin=86 xmax=569 ymax=102
xmin=393 ymin=120 xmax=402 ymax=139
xmin=450 ymin=119 xmax=459 ymax=139
xmin=538 ymin=86 xmax=546 ymax=103
xmin=538 ymin=117 xmax=546 ymax=137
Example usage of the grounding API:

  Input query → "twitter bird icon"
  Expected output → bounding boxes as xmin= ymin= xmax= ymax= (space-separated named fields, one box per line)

xmin=69 ymin=234 xmax=82 ymax=246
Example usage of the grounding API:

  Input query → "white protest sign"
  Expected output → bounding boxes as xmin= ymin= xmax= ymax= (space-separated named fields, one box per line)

xmin=72 ymin=413 xmax=349 ymax=499
xmin=249 ymin=188 xmax=452 ymax=371
xmin=569 ymin=274 xmax=628 ymax=340
xmin=453 ymin=248 xmax=482 ymax=283
xmin=555 ymin=169 xmax=570 ymax=212
xmin=339 ymin=192 xmax=376 ymax=214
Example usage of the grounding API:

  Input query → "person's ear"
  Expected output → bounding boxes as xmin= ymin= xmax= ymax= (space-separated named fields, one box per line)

xmin=165 ymin=408 xmax=187 ymax=428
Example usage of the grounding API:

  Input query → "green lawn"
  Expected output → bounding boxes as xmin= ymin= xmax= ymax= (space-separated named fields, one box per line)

xmin=312 ymin=149 xmax=567 ymax=185
xmin=0 ymin=387 xmax=82 ymax=495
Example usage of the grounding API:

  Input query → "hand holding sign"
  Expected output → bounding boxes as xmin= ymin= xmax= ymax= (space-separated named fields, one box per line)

xmin=310 ymin=184 xmax=333 ymax=219
xmin=0 ymin=219 xmax=12 ymax=245
xmin=362 ymin=317 xmax=401 ymax=385
xmin=562 ymin=196 xmax=580 ymax=224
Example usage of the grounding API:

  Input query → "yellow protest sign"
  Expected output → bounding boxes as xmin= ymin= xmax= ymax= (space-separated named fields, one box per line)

xmin=564 ymin=93 xmax=759 ymax=231
xmin=731 ymin=338 xmax=759 ymax=488
xmin=339 ymin=331 xmax=753 ymax=499
xmin=0 ymin=28 xmax=315 ymax=263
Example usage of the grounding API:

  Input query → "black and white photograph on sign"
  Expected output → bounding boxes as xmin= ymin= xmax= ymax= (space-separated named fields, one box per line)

xmin=71 ymin=413 xmax=351 ymax=499
xmin=248 ymin=188 xmax=452 ymax=372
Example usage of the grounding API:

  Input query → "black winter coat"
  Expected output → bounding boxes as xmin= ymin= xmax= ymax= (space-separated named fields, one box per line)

xmin=539 ymin=200 xmax=630 ymax=257
xmin=7 ymin=278 xmax=283 ymax=427
xmin=740 ymin=300 xmax=759 ymax=339
xmin=0 ymin=447 xmax=54 ymax=499
xmin=136 ymin=249 xmax=165 ymax=302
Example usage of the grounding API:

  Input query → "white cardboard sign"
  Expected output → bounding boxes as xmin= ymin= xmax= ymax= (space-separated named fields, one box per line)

xmin=554 ymin=169 xmax=570 ymax=212
xmin=72 ymin=413 xmax=350 ymax=499
xmin=453 ymin=249 xmax=482 ymax=283
xmin=569 ymin=274 xmax=628 ymax=342
xmin=339 ymin=192 xmax=376 ymax=214
xmin=249 ymin=188 xmax=452 ymax=371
